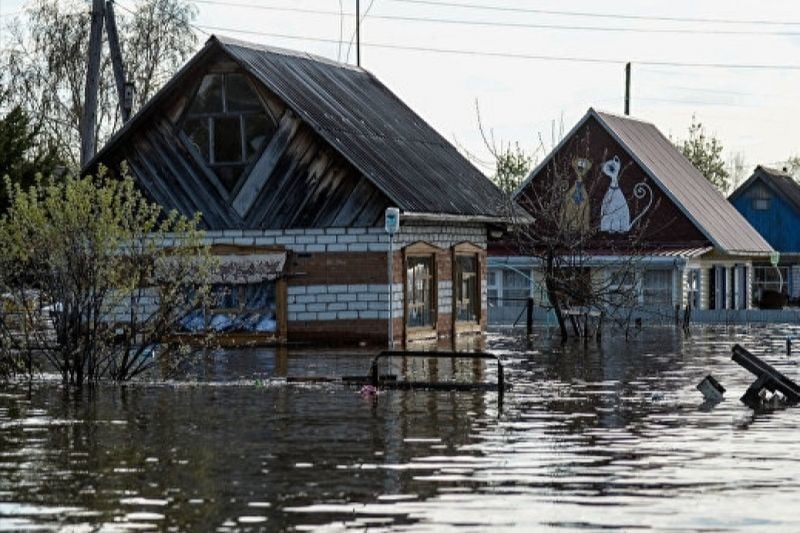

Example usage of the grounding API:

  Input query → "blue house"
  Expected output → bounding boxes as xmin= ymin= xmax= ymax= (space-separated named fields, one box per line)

xmin=729 ymin=166 xmax=800 ymax=305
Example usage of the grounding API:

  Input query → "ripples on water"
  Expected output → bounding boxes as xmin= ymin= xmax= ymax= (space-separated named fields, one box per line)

xmin=2 ymin=326 xmax=800 ymax=531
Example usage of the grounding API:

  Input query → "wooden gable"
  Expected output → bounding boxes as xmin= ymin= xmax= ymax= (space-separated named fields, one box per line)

xmin=516 ymin=114 xmax=710 ymax=251
xmin=99 ymin=49 xmax=391 ymax=230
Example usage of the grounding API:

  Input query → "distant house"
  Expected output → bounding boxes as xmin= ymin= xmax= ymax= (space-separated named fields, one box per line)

xmin=88 ymin=35 xmax=510 ymax=345
xmin=488 ymin=108 xmax=773 ymax=321
xmin=729 ymin=166 xmax=800 ymax=305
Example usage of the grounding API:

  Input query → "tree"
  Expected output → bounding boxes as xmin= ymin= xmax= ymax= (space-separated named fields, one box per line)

xmin=0 ymin=103 xmax=62 ymax=211
xmin=473 ymin=101 xmax=536 ymax=193
xmin=506 ymin=134 xmax=658 ymax=339
xmin=677 ymin=115 xmax=730 ymax=192
xmin=0 ymin=169 xmax=215 ymax=385
xmin=1 ymin=0 xmax=198 ymax=168
xmin=493 ymin=142 xmax=534 ymax=194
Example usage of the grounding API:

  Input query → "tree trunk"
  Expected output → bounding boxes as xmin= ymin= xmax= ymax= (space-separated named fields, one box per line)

xmin=544 ymin=257 xmax=568 ymax=339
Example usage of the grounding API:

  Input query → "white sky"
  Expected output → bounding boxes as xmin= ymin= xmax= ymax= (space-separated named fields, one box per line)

xmin=3 ymin=0 xmax=800 ymax=182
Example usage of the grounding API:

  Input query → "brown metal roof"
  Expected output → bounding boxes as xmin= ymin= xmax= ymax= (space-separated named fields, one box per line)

xmin=525 ymin=109 xmax=772 ymax=255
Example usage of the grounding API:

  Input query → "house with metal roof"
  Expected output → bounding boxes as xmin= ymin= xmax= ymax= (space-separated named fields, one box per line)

xmin=488 ymin=108 xmax=773 ymax=323
xmin=729 ymin=165 xmax=800 ymax=306
xmin=89 ymin=35 xmax=511 ymax=345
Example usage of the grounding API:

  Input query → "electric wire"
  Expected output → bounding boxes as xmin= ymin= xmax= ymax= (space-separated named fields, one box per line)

xmin=388 ymin=0 xmax=800 ymax=27
xmin=188 ymin=0 xmax=800 ymax=37
xmin=196 ymin=24 xmax=800 ymax=71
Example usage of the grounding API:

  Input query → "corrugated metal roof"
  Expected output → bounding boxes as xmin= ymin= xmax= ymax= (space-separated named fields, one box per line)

xmin=89 ymin=35 xmax=510 ymax=220
xmin=529 ymin=109 xmax=770 ymax=255
xmin=214 ymin=36 xmax=508 ymax=218
xmin=593 ymin=109 xmax=771 ymax=255
xmin=729 ymin=165 xmax=800 ymax=214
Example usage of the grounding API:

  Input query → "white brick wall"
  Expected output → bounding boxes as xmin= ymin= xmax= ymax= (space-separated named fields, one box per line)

xmin=200 ymin=223 xmax=487 ymax=253
xmin=438 ymin=280 xmax=453 ymax=315
xmin=288 ymin=283 xmax=403 ymax=322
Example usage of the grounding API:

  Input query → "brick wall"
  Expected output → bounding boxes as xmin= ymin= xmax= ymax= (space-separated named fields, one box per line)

xmin=179 ymin=223 xmax=488 ymax=343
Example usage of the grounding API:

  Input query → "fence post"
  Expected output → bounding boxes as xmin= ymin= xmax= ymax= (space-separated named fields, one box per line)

xmin=526 ymin=297 xmax=534 ymax=336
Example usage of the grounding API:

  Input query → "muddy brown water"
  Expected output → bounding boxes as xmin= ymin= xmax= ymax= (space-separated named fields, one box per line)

xmin=2 ymin=326 xmax=800 ymax=531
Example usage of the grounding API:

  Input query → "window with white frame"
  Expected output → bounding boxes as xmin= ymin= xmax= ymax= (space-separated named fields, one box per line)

xmin=752 ymin=265 xmax=788 ymax=302
xmin=502 ymin=269 xmax=531 ymax=307
xmin=487 ymin=270 xmax=501 ymax=307
xmin=643 ymin=270 xmax=673 ymax=306
xmin=686 ymin=269 xmax=701 ymax=309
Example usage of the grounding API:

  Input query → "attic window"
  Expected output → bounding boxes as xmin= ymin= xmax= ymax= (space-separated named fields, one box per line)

xmin=181 ymin=72 xmax=276 ymax=192
xmin=750 ymin=184 xmax=771 ymax=211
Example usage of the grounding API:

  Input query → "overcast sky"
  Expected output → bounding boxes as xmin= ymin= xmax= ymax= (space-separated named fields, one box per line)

xmin=3 ymin=0 xmax=800 ymax=184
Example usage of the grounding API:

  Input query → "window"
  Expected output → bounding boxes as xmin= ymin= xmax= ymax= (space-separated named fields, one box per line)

xmin=750 ymin=184 xmax=771 ymax=211
xmin=502 ymin=270 xmax=530 ymax=307
xmin=686 ymin=269 xmax=701 ymax=309
xmin=181 ymin=72 xmax=276 ymax=191
xmin=180 ymin=282 xmax=278 ymax=333
xmin=487 ymin=270 xmax=500 ymax=307
xmin=643 ymin=270 xmax=672 ymax=306
xmin=608 ymin=270 xmax=638 ymax=306
xmin=753 ymin=265 xmax=788 ymax=303
xmin=454 ymin=255 xmax=479 ymax=322
xmin=406 ymin=256 xmax=435 ymax=328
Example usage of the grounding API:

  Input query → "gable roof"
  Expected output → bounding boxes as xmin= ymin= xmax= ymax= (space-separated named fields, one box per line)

xmin=90 ymin=35 xmax=508 ymax=221
xmin=515 ymin=108 xmax=772 ymax=255
xmin=729 ymin=165 xmax=800 ymax=214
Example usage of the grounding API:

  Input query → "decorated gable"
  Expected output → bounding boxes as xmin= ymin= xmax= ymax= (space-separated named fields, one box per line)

xmin=516 ymin=113 xmax=709 ymax=251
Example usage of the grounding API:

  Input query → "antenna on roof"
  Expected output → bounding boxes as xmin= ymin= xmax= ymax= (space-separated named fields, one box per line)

xmin=624 ymin=62 xmax=631 ymax=116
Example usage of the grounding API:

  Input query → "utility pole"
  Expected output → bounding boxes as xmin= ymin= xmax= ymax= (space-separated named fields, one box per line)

xmin=624 ymin=62 xmax=631 ymax=116
xmin=356 ymin=0 xmax=360 ymax=67
xmin=81 ymin=0 xmax=105 ymax=167
xmin=105 ymin=1 xmax=131 ymax=123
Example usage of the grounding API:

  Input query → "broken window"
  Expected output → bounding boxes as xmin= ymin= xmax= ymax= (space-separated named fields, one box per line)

xmin=181 ymin=72 xmax=277 ymax=192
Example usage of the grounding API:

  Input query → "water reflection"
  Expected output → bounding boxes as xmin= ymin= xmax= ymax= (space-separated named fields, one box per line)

xmin=1 ymin=326 xmax=800 ymax=530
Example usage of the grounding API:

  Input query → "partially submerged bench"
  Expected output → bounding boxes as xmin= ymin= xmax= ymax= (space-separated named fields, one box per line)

xmin=731 ymin=344 xmax=800 ymax=406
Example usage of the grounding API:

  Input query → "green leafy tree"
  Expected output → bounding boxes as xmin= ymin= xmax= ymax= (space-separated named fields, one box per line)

xmin=677 ymin=115 xmax=730 ymax=192
xmin=493 ymin=142 xmax=533 ymax=194
xmin=0 ymin=169 xmax=214 ymax=385
xmin=0 ymin=104 xmax=62 ymax=211
xmin=1 ymin=0 xmax=197 ymax=167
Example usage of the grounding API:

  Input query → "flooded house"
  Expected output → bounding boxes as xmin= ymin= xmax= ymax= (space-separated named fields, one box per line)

xmin=729 ymin=166 xmax=800 ymax=307
xmin=488 ymin=108 xmax=773 ymax=323
xmin=88 ymin=35 xmax=510 ymax=345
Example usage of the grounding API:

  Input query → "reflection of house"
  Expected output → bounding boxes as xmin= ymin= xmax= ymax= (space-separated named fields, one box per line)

xmin=489 ymin=109 xmax=773 ymax=322
xmin=729 ymin=166 xmax=800 ymax=305
xmin=89 ymin=35 xmax=509 ymax=345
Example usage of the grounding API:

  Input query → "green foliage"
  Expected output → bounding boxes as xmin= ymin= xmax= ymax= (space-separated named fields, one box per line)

xmin=0 ymin=169 xmax=214 ymax=384
xmin=677 ymin=115 xmax=730 ymax=192
xmin=0 ymin=104 xmax=62 ymax=211
xmin=493 ymin=142 xmax=533 ymax=194
xmin=1 ymin=0 xmax=198 ymax=167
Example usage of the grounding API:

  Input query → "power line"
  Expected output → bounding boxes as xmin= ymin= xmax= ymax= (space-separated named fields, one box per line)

xmin=196 ymin=25 xmax=800 ymax=71
xmin=188 ymin=0 xmax=800 ymax=37
xmin=389 ymin=0 xmax=800 ymax=27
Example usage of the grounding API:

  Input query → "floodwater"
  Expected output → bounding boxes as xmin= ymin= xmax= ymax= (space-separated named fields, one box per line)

xmin=2 ymin=326 xmax=800 ymax=531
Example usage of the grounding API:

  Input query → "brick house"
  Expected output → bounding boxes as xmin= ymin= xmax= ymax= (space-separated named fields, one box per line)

xmin=88 ymin=35 xmax=510 ymax=345
xmin=488 ymin=109 xmax=773 ymax=323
